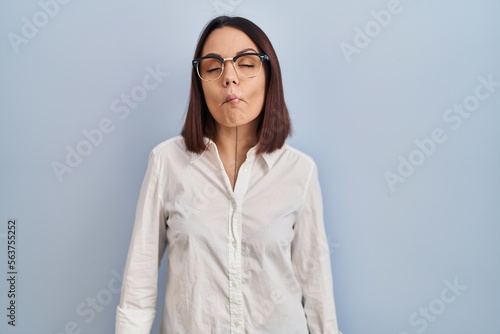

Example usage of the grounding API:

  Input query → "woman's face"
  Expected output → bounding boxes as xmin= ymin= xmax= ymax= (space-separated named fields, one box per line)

xmin=200 ymin=27 xmax=267 ymax=131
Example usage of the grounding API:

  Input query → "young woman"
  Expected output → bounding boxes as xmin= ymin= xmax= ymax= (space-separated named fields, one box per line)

xmin=116 ymin=15 xmax=339 ymax=334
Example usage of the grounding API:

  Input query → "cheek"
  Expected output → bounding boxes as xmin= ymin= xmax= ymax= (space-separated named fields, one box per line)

xmin=245 ymin=74 xmax=266 ymax=100
xmin=201 ymin=84 xmax=218 ymax=108
xmin=257 ymin=71 xmax=268 ymax=100
xmin=253 ymin=79 xmax=267 ymax=107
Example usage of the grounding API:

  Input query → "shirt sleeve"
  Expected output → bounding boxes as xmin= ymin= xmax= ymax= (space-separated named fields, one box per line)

xmin=115 ymin=150 xmax=168 ymax=334
xmin=291 ymin=162 xmax=339 ymax=334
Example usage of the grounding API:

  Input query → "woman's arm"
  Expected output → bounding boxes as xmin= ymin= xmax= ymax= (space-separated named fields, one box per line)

xmin=291 ymin=162 xmax=339 ymax=334
xmin=115 ymin=150 xmax=167 ymax=334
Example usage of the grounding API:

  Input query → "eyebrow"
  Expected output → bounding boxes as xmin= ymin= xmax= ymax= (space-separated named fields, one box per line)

xmin=202 ymin=48 xmax=258 ymax=58
xmin=236 ymin=48 xmax=258 ymax=55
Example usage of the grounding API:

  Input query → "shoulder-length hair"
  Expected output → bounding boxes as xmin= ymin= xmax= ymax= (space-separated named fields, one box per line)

xmin=181 ymin=16 xmax=291 ymax=155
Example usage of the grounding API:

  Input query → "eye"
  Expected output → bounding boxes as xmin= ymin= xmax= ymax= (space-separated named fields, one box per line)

xmin=206 ymin=66 xmax=222 ymax=73
xmin=200 ymin=58 xmax=223 ymax=73
xmin=236 ymin=55 xmax=259 ymax=68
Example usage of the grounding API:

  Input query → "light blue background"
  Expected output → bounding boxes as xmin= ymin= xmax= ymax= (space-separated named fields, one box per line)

xmin=1 ymin=0 xmax=499 ymax=333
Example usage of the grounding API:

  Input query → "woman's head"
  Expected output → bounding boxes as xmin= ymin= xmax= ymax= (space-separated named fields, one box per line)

xmin=181 ymin=16 xmax=291 ymax=154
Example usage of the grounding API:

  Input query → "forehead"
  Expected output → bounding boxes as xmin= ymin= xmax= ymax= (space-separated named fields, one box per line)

xmin=202 ymin=27 xmax=259 ymax=56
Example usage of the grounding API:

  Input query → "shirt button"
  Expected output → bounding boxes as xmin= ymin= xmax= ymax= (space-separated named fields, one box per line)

xmin=232 ymin=281 xmax=238 ymax=287
xmin=234 ymin=320 xmax=241 ymax=327
xmin=232 ymin=240 xmax=237 ymax=247
xmin=244 ymin=168 xmax=248 ymax=172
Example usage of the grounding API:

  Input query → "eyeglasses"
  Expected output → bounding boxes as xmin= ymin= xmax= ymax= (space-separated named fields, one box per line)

xmin=192 ymin=52 xmax=269 ymax=82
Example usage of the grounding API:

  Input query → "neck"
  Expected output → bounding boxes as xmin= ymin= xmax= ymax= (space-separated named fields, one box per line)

xmin=214 ymin=121 xmax=259 ymax=189
xmin=214 ymin=122 xmax=258 ymax=157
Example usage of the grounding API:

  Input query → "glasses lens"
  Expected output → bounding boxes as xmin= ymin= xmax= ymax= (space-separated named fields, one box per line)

xmin=235 ymin=55 xmax=262 ymax=78
xmin=198 ymin=58 xmax=223 ymax=81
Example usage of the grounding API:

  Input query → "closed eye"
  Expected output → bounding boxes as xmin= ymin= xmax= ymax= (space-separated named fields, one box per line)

xmin=206 ymin=67 xmax=222 ymax=73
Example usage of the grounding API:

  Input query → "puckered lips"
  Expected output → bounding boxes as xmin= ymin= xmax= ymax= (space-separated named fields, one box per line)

xmin=223 ymin=93 xmax=241 ymax=105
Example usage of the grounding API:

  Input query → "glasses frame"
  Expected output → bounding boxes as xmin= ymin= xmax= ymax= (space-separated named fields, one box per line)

xmin=192 ymin=52 xmax=270 ymax=82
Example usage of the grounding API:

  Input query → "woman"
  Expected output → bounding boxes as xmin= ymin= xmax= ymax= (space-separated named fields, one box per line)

xmin=115 ymin=16 xmax=339 ymax=334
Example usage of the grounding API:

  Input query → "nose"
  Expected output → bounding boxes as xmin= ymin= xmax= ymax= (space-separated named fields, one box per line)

xmin=222 ymin=60 xmax=239 ymax=87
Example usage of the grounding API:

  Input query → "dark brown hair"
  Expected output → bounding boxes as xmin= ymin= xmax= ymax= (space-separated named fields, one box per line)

xmin=181 ymin=16 xmax=291 ymax=154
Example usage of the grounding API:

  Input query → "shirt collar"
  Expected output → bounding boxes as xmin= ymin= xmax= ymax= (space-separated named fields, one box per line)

xmin=189 ymin=137 xmax=280 ymax=170
xmin=260 ymin=148 xmax=279 ymax=169
xmin=189 ymin=137 xmax=213 ymax=164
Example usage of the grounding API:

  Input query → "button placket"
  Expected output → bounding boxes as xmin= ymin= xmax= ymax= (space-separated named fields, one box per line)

xmin=228 ymin=151 xmax=255 ymax=333
xmin=228 ymin=199 xmax=244 ymax=333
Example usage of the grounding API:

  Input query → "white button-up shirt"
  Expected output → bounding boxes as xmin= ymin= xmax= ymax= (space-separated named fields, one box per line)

xmin=115 ymin=136 xmax=339 ymax=334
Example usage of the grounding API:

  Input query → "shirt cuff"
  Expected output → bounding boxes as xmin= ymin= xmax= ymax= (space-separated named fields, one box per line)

xmin=115 ymin=305 xmax=156 ymax=334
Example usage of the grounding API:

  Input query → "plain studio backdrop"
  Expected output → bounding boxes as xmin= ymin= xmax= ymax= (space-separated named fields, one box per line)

xmin=1 ymin=1 xmax=499 ymax=333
